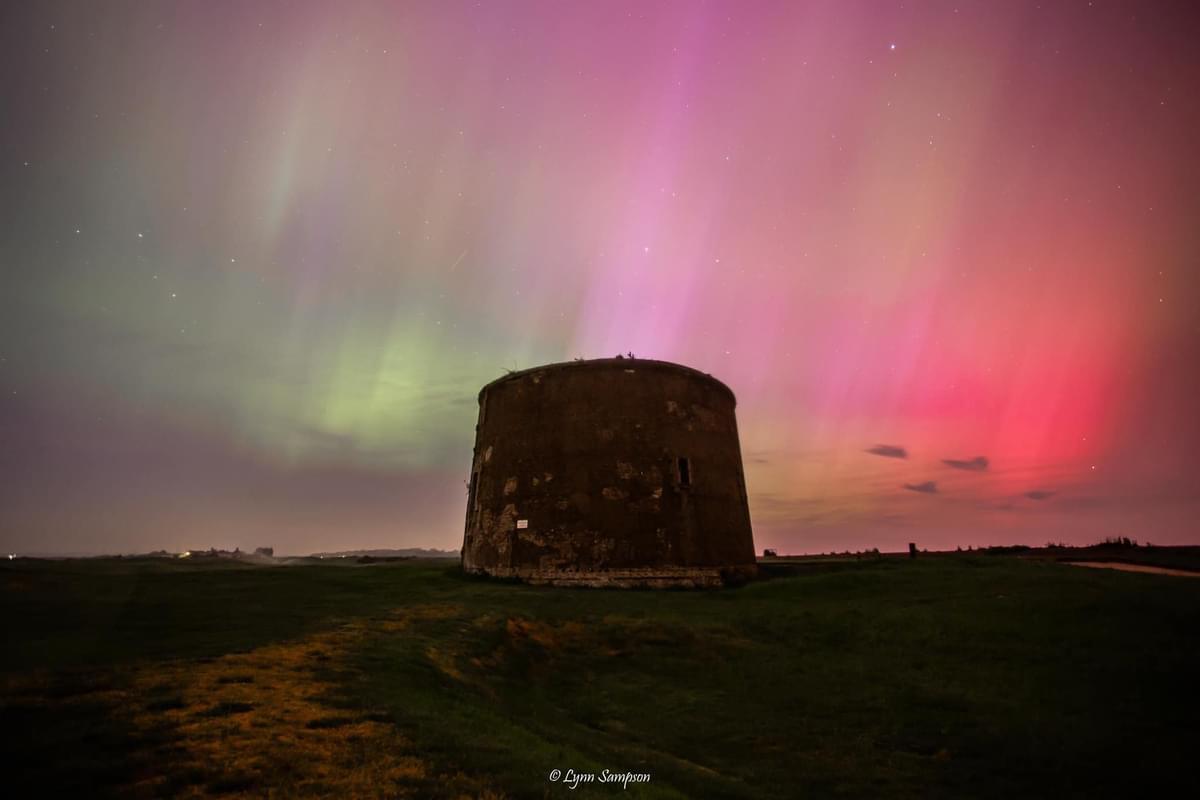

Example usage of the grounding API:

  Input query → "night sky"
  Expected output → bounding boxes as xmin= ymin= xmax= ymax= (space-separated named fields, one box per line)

xmin=2 ymin=1 xmax=1197 ymax=556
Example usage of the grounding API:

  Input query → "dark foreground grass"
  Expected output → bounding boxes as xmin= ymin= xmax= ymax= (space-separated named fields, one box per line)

xmin=2 ymin=556 xmax=1197 ymax=798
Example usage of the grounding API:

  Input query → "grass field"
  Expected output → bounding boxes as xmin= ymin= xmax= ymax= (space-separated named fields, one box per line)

xmin=2 ymin=555 xmax=1198 ymax=798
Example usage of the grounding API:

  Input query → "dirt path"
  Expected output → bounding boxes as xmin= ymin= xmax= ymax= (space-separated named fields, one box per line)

xmin=1065 ymin=561 xmax=1200 ymax=578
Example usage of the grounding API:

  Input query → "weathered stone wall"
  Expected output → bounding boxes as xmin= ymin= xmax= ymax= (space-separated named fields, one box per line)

xmin=461 ymin=358 xmax=756 ymax=587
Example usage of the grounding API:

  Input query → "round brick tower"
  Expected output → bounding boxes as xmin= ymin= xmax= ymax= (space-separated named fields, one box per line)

xmin=461 ymin=358 xmax=756 ymax=587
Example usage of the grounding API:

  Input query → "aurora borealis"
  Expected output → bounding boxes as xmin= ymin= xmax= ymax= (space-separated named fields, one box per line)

xmin=2 ymin=1 xmax=1197 ymax=556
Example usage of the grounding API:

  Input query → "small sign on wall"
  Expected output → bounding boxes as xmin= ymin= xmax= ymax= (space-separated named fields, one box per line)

xmin=516 ymin=519 xmax=529 ymax=529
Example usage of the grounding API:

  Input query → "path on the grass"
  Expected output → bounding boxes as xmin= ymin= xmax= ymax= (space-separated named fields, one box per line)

xmin=1065 ymin=561 xmax=1200 ymax=578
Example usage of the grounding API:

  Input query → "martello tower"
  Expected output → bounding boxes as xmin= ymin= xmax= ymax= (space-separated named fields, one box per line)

xmin=461 ymin=358 xmax=756 ymax=587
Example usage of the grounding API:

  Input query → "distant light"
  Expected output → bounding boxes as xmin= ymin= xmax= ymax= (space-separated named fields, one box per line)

xmin=889 ymin=43 xmax=896 ymax=50
xmin=7 ymin=553 xmax=13 ymax=560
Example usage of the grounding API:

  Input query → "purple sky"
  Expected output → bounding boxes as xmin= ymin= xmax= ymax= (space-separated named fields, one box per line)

xmin=1 ymin=1 xmax=1197 ymax=555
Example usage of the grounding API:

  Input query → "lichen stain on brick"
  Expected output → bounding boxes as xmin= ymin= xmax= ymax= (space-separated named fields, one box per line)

xmin=498 ymin=503 xmax=517 ymax=529
xmin=634 ymin=493 xmax=661 ymax=513
xmin=461 ymin=358 xmax=756 ymax=588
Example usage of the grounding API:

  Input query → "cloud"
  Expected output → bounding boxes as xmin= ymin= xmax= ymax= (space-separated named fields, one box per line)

xmin=943 ymin=456 xmax=989 ymax=471
xmin=866 ymin=444 xmax=908 ymax=459
xmin=1025 ymin=490 xmax=1056 ymax=500
xmin=903 ymin=481 xmax=938 ymax=494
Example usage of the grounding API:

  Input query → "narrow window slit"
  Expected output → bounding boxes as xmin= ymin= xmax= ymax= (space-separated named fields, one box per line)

xmin=678 ymin=457 xmax=691 ymax=487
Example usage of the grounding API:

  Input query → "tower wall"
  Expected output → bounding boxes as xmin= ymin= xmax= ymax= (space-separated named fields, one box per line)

xmin=461 ymin=359 xmax=756 ymax=587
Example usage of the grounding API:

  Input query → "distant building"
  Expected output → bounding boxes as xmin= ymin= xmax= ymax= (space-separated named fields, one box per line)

xmin=461 ymin=358 xmax=757 ymax=587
